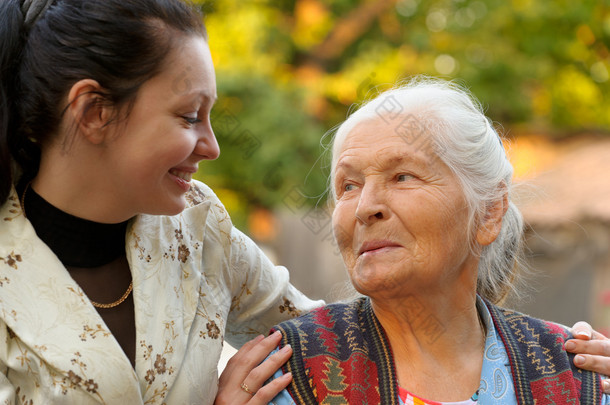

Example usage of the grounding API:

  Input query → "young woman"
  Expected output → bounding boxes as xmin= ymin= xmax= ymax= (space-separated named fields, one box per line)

xmin=0 ymin=0 xmax=322 ymax=403
xmin=0 ymin=1 xmax=608 ymax=404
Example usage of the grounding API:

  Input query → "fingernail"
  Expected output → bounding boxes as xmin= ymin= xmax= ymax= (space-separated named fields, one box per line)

xmin=574 ymin=354 xmax=585 ymax=366
xmin=280 ymin=344 xmax=292 ymax=353
xmin=564 ymin=341 xmax=576 ymax=351
xmin=576 ymin=330 xmax=591 ymax=339
xmin=603 ymin=380 xmax=610 ymax=392
xmin=283 ymin=372 xmax=292 ymax=380
xmin=273 ymin=330 xmax=282 ymax=338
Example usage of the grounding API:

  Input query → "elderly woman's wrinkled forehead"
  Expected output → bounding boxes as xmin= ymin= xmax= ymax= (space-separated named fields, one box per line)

xmin=333 ymin=115 xmax=445 ymax=171
xmin=332 ymin=109 xmax=439 ymax=170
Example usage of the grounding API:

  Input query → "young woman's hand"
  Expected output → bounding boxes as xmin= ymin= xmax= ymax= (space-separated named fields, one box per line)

xmin=214 ymin=331 xmax=292 ymax=404
xmin=565 ymin=321 xmax=610 ymax=393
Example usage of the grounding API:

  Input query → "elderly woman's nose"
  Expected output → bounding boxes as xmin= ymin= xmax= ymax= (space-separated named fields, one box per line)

xmin=354 ymin=184 xmax=389 ymax=224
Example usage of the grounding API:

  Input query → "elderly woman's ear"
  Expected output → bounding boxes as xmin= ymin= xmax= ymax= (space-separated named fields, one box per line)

xmin=476 ymin=185 xmax=509 ymax=246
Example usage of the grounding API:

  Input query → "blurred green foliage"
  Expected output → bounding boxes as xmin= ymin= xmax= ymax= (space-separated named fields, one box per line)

xmin=193 ymin=0 xmax=610 ymax=227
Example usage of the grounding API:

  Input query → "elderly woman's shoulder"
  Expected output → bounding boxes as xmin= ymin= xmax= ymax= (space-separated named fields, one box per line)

xmin=273 ymin=297 xmax=370 ymax=337
xmin=485 ymin=301 xmax=575 ymax=341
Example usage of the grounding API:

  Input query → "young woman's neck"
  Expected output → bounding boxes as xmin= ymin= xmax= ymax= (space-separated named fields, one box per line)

xmin=33 ymin=142 xmax=134 ymax=224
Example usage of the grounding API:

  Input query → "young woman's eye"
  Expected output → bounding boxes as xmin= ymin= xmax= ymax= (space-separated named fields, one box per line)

xmin=183 ymin=116 xmax=202 ymax=125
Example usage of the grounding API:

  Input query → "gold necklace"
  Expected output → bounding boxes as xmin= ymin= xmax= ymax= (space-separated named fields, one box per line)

xmin=90 ymin=282 xmax=133 ymax=309
xmin=20 ymin=182 xmax=133 ymax=309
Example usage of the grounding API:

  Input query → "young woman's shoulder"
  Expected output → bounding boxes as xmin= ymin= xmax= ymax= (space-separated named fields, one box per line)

xmin=184 ymin=180 xmax=219 ymax=208
xmin=182 ymin=180 xmax=234 ymax=234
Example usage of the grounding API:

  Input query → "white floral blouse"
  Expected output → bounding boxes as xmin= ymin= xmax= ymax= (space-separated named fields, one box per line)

xmin=0 ymin=180 xmax=323 ymax=404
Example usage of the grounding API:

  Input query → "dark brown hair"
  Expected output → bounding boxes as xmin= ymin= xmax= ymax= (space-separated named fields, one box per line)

xmin=0 ymin=0 xmax=206 ymax=204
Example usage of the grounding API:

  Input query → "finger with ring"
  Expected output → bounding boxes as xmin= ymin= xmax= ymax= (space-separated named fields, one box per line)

xmin=241 ymin=382 xmax=256 ymax=396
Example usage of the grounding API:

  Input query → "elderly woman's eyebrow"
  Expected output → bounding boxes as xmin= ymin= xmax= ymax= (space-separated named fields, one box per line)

xmin=334 ymin=159 xmax=356 ymax=172
xmin=376 ymin=152 xmax=428 ymax=168
xmin=335 ymin=153 xmax=425 ymax=173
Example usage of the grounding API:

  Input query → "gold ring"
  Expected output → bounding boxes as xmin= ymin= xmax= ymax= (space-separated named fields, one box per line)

xmin=240 ymin=382 xmax=255 ymax=396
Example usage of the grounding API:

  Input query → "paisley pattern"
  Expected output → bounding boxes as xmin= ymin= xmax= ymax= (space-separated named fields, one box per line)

xmin=477 ymin=298 xmax=515 ymax=404
xmin=0 ymin=181 xmax=322 ymax=404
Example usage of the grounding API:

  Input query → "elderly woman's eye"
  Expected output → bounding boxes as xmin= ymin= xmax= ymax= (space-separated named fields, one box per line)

xmin=397 ymin=174 xmax=414 ymax=182
xmin=344 ymin=183 xmax=356 ymax=192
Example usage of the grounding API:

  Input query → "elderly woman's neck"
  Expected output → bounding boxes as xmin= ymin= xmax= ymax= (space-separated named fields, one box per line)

xmin=374 ymin=290 xmax=483 ymax=346
xmin=371 ymin=289 xmax=485 ymax=401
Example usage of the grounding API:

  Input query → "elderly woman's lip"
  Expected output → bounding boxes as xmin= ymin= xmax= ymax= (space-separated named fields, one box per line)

xmin=358 ymin=240 xmax=401 ymax=256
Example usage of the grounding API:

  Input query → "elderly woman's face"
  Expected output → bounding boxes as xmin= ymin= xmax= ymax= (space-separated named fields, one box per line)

xmin=331 ymin=116 xmax=478 ymax=298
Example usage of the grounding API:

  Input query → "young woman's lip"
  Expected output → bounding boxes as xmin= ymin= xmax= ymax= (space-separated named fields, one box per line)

xmin=170 ymin=166 xmax=198 ymax=173
xmin=168 ymin=167 xmax=197 ymax=191
xmin=169 ymin=172 xmax=191 ymax=191
xmin=358 ymin=240 xmax=401 ymax=256
xmin=169 ymin=167 xmax=197 ymax=181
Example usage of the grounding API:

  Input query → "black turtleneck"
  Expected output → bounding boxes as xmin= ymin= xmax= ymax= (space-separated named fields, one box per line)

xmin=22 ymin=185 xmax=128 ymax=267
xmin=19 ymin=182 xmax=136 ymax=366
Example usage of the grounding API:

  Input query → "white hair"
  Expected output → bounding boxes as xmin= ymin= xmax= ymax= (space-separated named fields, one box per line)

xmin=330 ymin=76 xmax=524 ymax=303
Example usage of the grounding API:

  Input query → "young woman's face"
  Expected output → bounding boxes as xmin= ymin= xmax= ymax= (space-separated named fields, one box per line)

xmin=103 ymin=35 xmax=219 ymax=216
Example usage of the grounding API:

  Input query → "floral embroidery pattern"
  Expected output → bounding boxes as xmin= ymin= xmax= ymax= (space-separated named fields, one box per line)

xmin=67 ymin=370 xmax=82 ymax=386
xmin=0 ymin=251 xmax=22 ymax=269
xmin=131 ymin=232 xmax=152 ymax=262
xmin=79 ymin=324 xmax=111 ymax=341
xmin=163 ymin=227 xmax=193 ymax=266
xmin=154 ymin=354 xmax=167 ymax=374
xmin=67 ymin=286 xmax=88 ymax=305
xmin=9 ymin=329 xmax=41 ymax=384
xmin=196 ymin=287 xmax=224 ymax=340
xmin=184 ymin=185 xmax=207 ymax=206
xmin=279 ymin=297 xmax=301 ymax=318
xmin=140 ymin=321 xmax=178 ymax=403
xmin=214 ymin=203 xmax=233 ymax=243
xmin=15 ymin=387 xmax=33 ymax=405
xmin=144 ymin=382 xmax=168 ymax=405
xmin=230 ymin=273 xmax=252 ymax=312
xmin=1 ymin=309 xmax=17 ymax=323
xmin=2 ymin=194 xmax=22 ymax=222
xmin=199 ymin=321 xmax=221 ymax=340
xmin=145 ymin=369 xmax=156 ymax=384
xmin=177 ymin=244 xmax=190 ymax=263
xmin=50 ymin=352 xmax=105 ymax=403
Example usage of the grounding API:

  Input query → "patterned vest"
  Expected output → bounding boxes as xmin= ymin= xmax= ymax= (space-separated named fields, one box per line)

xmin=272 ymin=297 xmax=603 ymax=405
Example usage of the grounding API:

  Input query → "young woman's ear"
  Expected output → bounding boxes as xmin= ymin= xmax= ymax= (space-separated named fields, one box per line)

xmin=65 ymin=79 xmax=113 ymax=145
xmin=476 ymin=184 xmax=509 ymax=246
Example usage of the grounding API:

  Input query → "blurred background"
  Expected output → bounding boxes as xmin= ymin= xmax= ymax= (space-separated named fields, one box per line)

xmin=192 ymin=0 xmax=610 ymax=344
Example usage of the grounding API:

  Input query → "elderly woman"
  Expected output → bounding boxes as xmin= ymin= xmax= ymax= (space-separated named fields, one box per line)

xmin=264 ymin=78 xmax=609 ymax=404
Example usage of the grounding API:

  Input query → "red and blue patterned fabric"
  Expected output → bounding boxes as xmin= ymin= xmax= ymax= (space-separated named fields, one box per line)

xmin=271 ymin=297 xmax=604 ymax=405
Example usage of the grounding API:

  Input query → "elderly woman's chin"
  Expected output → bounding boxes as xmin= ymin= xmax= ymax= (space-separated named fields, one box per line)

xmin=347 ymin=254 xmax=410 ymax=296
